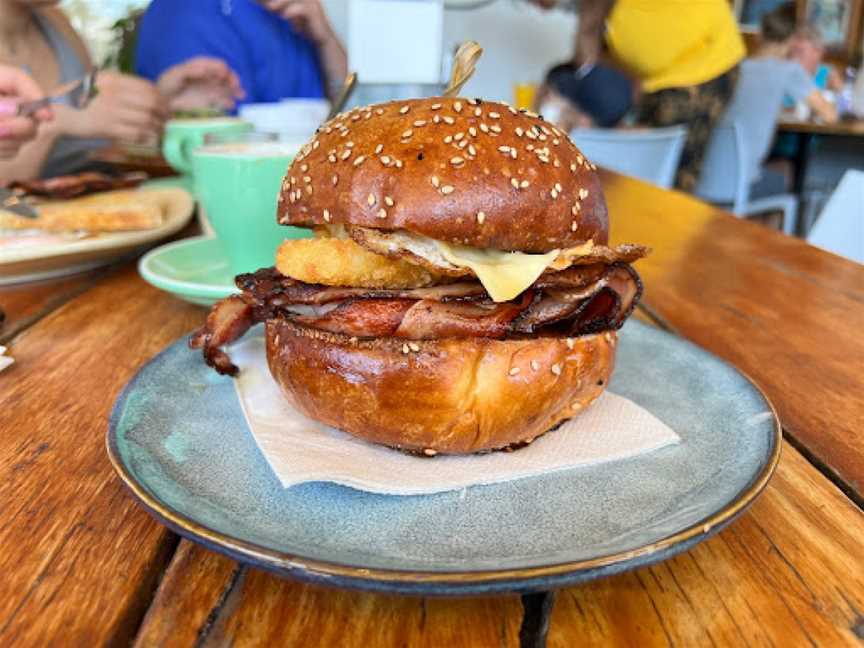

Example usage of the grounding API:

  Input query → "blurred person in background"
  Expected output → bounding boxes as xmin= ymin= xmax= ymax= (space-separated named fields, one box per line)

xmin=789 ymin=25 xmax=842 ymax=92
xmin=718 ymin=3 xmax=837 ymax=200
xmin=0 ymin=63 xmax=51 ymax=160
xmin=0 ymin=0 xmax=242 ymax=181
xmin=534 ymin=61 xmax=634 ymax=131
xmin=135 ymin=0 xmax=347 ymax=105
xmin=531 ymin=0 xmax=745 ymax=191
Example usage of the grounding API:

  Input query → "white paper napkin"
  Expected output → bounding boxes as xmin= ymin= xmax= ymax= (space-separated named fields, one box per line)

xmin=0 ymin=346 xmax=13 ymax=373
xmin=231 ymin=334 xmax=680 ymax=496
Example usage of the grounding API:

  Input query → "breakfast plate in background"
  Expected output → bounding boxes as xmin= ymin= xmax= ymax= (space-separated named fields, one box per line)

xmin=0 ymin=186 xmax=194 ymax=285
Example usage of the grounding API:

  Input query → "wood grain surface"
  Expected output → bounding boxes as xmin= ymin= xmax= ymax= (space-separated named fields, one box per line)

xmin=777 ymin=118 xmax=864 ymax=136
xmin=131 ymin=444 xmax=864 ymax=648
xmin=0 ymin=269 xmax=107 ymax=344
xmin=603 ymin=170 xmax=864 ymax=501
xmin=0 ymin=267 xmax=204 ymax=646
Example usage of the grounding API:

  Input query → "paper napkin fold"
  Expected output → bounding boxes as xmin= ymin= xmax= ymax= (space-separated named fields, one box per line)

xmin=231 ymin=334 xmax=679 ymax=496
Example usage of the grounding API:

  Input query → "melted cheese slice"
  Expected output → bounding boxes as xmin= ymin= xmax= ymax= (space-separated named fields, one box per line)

xmin=435 ymin=242 xmax=560 ymax=302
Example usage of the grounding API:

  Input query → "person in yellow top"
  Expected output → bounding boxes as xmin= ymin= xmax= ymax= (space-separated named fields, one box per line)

xmin=534 ymin=0 xmax=745 ymax=191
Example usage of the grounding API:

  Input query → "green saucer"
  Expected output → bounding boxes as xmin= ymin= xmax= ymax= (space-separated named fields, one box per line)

xmin=138 ymin=236 xmax=238 ymax=306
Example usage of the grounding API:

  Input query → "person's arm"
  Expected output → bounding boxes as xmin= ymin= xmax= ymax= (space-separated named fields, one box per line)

xmin=573 ymin=0 xmax=615 ymax=67
xmin=807 ymin=90 xmax=838 ymax=123
xmin=261 ymin=0 xmax=347 ymax=98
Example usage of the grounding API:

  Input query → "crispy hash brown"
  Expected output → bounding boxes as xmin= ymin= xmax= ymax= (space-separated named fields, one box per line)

xmin=275 ymin=237 xmax=443 ymax=289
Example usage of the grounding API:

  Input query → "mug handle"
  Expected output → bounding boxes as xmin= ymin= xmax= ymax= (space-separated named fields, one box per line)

xmin=163 ymin=135 xmax=192 ymax=175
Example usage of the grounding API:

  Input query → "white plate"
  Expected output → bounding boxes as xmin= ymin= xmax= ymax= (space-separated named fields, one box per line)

xmin=0 ymin=187 xmax=194 ymax=285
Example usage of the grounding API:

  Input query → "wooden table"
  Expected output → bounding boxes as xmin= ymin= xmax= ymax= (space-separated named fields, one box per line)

xmin=2 ymin=171 xmax=863 ymax=647
xmin=777 ymin=117 xmax=864 ymax=220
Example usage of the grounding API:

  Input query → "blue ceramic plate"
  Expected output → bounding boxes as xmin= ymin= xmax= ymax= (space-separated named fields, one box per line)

xmin=107 ymin=320 xmax=780 ymax=596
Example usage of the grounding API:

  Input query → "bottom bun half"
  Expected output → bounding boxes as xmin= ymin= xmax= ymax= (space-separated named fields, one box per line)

xmin=265 ymin=319 xmax=617 ymax=455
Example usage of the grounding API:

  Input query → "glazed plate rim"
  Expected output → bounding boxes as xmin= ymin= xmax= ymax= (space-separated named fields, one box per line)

xmin=106 ymin=322 xmax=782 ymax=595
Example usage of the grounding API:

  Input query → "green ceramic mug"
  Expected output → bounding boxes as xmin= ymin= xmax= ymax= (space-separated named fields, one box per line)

xmin=163 ymin=117 xmax=253 ymax=175
xmin=192 ymin=132 xmax=312 ymax=274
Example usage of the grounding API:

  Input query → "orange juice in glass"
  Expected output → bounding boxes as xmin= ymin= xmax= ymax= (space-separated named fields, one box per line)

xmin=514 ymin=83 xmax=537 ymax=110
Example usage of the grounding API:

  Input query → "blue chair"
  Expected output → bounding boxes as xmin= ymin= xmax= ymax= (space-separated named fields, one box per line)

xmin=570 ymin=126 xmax=687 ymax=189
xmin=696 ymin=121 xmax=799 ymax=236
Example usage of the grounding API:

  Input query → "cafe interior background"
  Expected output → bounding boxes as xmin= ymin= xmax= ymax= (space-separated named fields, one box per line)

xmin=63 ymin=0 xmax=864 ymax=243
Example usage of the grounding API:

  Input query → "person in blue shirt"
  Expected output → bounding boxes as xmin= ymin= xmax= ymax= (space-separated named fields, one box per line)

xmin=135 ymin=0 xmax=347 ymax=106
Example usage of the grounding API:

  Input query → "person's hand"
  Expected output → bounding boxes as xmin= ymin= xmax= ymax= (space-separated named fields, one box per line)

xmin=54 ymin=71 xmax=168 ymax=145
xmin=0 ymin=65 xmax=52 ymax=159
xmin=157 ymin=57 xmax=244 ymax=113
xmin=260 ymin=0 xmax=338 ymax=45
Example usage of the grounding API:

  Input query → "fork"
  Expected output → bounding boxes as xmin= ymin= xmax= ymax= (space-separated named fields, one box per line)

xmin=16 ymin=68 xmax=98 ymax=117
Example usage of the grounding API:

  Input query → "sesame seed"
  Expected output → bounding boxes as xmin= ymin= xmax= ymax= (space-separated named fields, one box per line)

xmin=576 ymin=155 xmax=584 ymax=165
xmin=340 ymin=129 xmax=350 ymax=137
xmin=489 ymin=111 xmax=501 ymax=119
xmin=401 ymin=129 xmax=413 ymax=139
xmin=340 ymin=150 xmax=351 ymax=160
xmin=498 ymin=145 xmax=510 ymax=153
xmin=570 ymin=221 xmax=578 ymax=231
xmin=579 ymin=188 xmax=589 ymax=199
xmin=526 ymin=130 xmax=537 ymax=140
xmin=476 ymin=211 xmax=486 ymax=224
xmin=474 ymin=107 xmax=482 ymax=117
xmin=551 ymin=189 xmax=558 ymax=199
xmin=300 ymin=163 xmax=308 ymax=172
xmin=458 ymin=140 xmax=467 ymax=149
xmin=520 ymin=179 xmax=530 ymax=188
xmin=312 ymin=140 xmax=320 ymax=149
xmin=444 ymin=135 xmax=453 ymax=144
xmin=551 ymin=364 xmax=562 ymax=376
xmin=414 ymin=119 xmax=427 ymax=127
xmin=367 ymin=193 xmax=376 ymax=206
xmin=555 ymin=183 xmax=562 ymax=192
xmin=364 ymin=112 xmax=372 ymax=119
xmin=431 ymin=103 xmax=442 ymax=110
xmin=352 ymin=114 xmax=360 ymax=121
xmin=468 ymin=144 xmax=477 ymax=156
xmin=375 ymin=144 xmax=383 ymax=154
xmin=451 ymin=156 xmax=465 ymax=166
xmin=509 ymin=367 xmax=520 ymax=376
xmin=468 ymin=98 xmax=478 ymax=105
xmin=572 ymin=203 xmax=581 ymax=214
xmin=440 ymin=185 xmax=455 ymax=195
xmin=402 ymin=343 xmax=410 ymax=354
xmin=566 ymin=338 xmax=575 ymax=349
xmin=328 ymin=154 xmax=337 ymax=163
xmin=408 ymin=342 xmax=420 ymax=352
xmin=468 ymin=127 xmax=477 ymax=137
xmin=353 ymin=155 xmax=366 ymax=166
xmin=553 ymin=138 xmax=560 ymax=145
xmin=454 ymin=101 xmax=462 ymax=112
xmin=510 ymin=178 xmax=519 ymax=189
xmin=554 ymin=159 xmax=561 ymax=167
xmin=377 ymin=208 xmax=387 ymax=219
xmin=288 ymin=192 xmax=295 ymax=203
xmin=323 ymin=209 xmax=331 ymax=222
xmin=400 ymin=105 xmax=410 ymax=114
xmin=431 ymin=175 xmax=440 ymax=188
xmin=375 ymin=108 xmax=384 ymax=115
xmin=538 ymin=156 xmax=550 ymax=164
xmin=332 ymin=175 xmax=338 ymax=186
xmin=443 ymin=116 xmax=455 ymax=125
xmin=380 ymin=155 xmax=391 ymax=165
xmin=515 ymin=127 xmax=524 ymax=137
xmin=290 ymin=176 xmax=296 ymax=185
xmin=395 ymin=160 xmax=403 ymax=168
xmin=479 ymin=123 xmax=489 ymax=133
xmin=423 ymin=448 xmax=437 ymax=456
xmin=433 ymin=115 xmax=441 ymax=124
xmin=384 ymin=196 xmax=394 ymax=207
xmin=531 ymin=360 xmax=540 ymax=371
xmin=510 ymin=149 xmax=517 ymax=159
xmin=541 ymin=125 xmax=551 ymax=135
xmin=306 ymin=185 xmax=313 ymax=195
xmin=508 ymin=105 xmax=518 ymax=114
xmin=570 ymin=163 xmax=577 ymax=172
xmin=303 ymin=175 xmax=311 ymax=183
xmin=454 ymin=132 xmax=464 ymax=141
xmin=527 ymin=144 xmax=535 ymax=151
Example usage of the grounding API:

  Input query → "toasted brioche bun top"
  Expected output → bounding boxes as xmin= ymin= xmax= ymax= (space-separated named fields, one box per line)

xmin=277 ymin=97 xmax=608 ymax=253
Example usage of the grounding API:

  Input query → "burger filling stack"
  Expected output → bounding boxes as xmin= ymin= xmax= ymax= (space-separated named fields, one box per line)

xmin=191 ymin=97 xmax=649 ymax=455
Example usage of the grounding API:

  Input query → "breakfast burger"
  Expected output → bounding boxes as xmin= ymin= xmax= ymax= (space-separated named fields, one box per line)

xmin=191 ymin=97 xmax=649 ymax=455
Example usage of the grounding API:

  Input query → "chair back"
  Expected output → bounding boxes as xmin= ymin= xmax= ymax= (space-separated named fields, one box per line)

xmin=570 ymin=126 xmax=687 ymax=189
xmin=807 ymin=169 xmax=864 ymax=263
xmin=695 ymin=121 xmax=751 ymax=213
